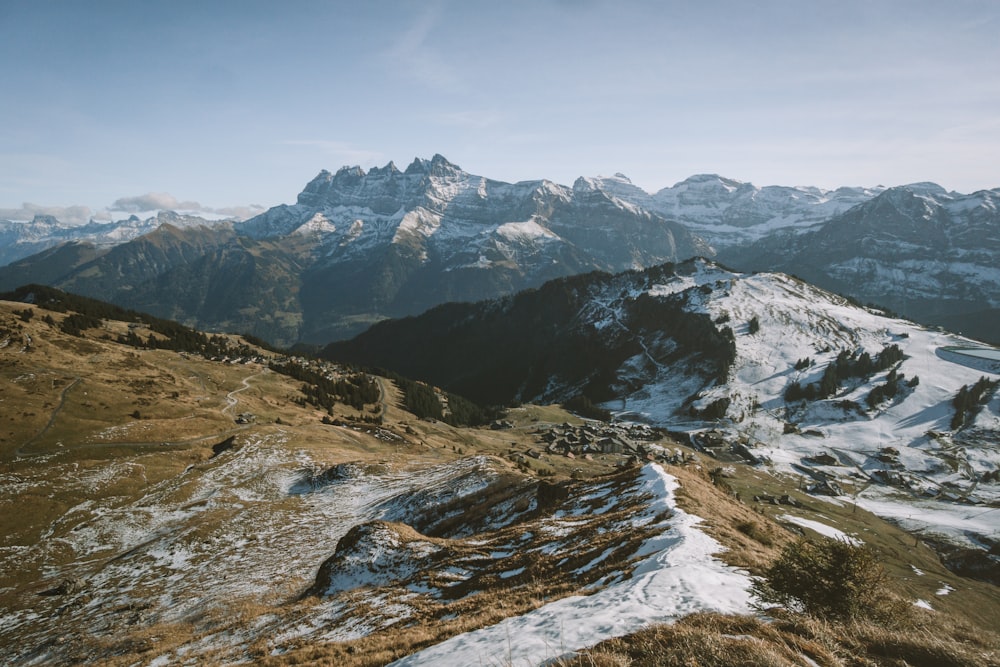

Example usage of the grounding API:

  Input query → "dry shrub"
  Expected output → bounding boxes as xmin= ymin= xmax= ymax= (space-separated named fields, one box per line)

xmin=735 ymin=519 xmax=774 ymax=546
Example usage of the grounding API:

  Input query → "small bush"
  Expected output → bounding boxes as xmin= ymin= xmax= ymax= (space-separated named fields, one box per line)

xmin=750 ymin=537 xmax=907 ymax=624
xmin=736 ymin=520 xmax=774 ymax=546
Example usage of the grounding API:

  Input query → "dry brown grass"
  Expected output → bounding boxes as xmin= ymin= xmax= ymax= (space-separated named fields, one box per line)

xmin=559 ymin=610 xmax=1000 ymax=667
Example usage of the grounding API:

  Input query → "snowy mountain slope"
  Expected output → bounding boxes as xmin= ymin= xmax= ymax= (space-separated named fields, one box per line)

xmin=0 ymin=436 xmax=751 ymax=666
xmin=724 ymin=184 xmax=1000 ymax=344
xmin=322 ymin=261 xmax=737 ymax=407
xmin=606 ymin=261 xmax=1000 ymax=548
xmin=576 ymin=172 xmax=882 ymax=249
xmin=391 ymin=464 xmax=751 ymax=667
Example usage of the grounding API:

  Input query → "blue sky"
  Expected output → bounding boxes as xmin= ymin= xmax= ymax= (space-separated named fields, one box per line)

xmin=2 ymin=0 xmax=998 ymax=221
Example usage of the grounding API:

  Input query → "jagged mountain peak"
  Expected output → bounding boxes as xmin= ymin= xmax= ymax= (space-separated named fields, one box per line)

xmin=571 ymin=174 xmax=654 ymax=214
xmin=402 ymin=153 xmax=463 ymax=176
xmin=295 ymin=155 xmax=470 ymax=210
xmin=367 ymin=160 xmax=401 ymax=177
xmin=333 ymin=164 xmax=366 ymax=180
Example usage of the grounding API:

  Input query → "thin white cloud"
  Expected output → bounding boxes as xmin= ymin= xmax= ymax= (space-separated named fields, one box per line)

xmin=1 ymin=195 xmax=265 ymax=226
xmin=112 ymin=192 xmax=197 ymax=213
xmin=109 ymin=192 xmax=265 ymax=220
xmin=212 ymin=204 xmax=267 ymax=220
xmin=0 ymin=203 xmax=94 ymax=225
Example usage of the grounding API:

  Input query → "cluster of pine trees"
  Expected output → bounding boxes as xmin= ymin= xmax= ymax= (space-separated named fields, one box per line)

xmin=626 ymin=292 xmax=737 ymax=381
xmin=951 ymin=376 xmax=999 ymax=430
xmin=786 ymin=344 xmax=905 ymax=403
xmin=865 ymin=368 xmax=919 ymax=409
xmin=379 ymin=370 xmax=500 ymax=427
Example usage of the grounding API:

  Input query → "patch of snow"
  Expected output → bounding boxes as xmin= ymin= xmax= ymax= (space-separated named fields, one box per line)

xmin=495 ymin=218 xmax=557 ymax=242
xmin=777 ymin=514 xmax=861 ymax=545
xmin=390 ymin=464 xmax=752 ymax=667
xmin=936 ymin=583 xmax=954 ymax=596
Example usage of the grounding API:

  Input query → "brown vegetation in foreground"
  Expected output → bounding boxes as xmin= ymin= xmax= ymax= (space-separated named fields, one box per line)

xmin=558 ymin=610 xmax=1000 ymax=667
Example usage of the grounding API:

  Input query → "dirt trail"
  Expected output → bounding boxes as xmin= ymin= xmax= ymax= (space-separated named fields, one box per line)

xmin=15 ymin=377 xmax=81 ymax=457
xmin=222 ymin=369 xmax=268 ymax=417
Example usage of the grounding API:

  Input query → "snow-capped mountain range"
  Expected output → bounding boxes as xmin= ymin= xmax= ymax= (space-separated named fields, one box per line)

xmin=0 ymin=210 xmax=230 ymax=267
xmin=240 ymin=154 xmax=708 ymax=284
xmin=578 ymin=172 xmax=883 ymax=247
xmin=1 ymin=155 xmax=997 ymax=345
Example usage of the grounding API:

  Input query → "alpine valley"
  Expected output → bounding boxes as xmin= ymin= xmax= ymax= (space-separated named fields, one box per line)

xmin=1 ymin=158 xmax=1000 ymax=666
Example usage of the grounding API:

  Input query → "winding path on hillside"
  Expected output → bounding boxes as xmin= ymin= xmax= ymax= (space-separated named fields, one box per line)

xmin=14 ymin=376 xmax=82 ymax=458
xmin=222 ymin=369 xmax=268 ymax=417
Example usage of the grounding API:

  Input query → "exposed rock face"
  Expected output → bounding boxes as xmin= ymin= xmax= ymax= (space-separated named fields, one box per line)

xmin=308 ymin=521 xmax=446 ymax=596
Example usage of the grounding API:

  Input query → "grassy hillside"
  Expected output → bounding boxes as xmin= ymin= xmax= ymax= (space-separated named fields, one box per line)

xmin=0 ymin=293 xmax=997 ymax=666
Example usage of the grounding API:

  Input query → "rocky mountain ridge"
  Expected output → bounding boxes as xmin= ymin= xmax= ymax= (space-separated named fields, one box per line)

xmin=0 ymin=156 xmax=710 ymax=345
xmin=577 ymin=172 xmax=883 ymax=248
